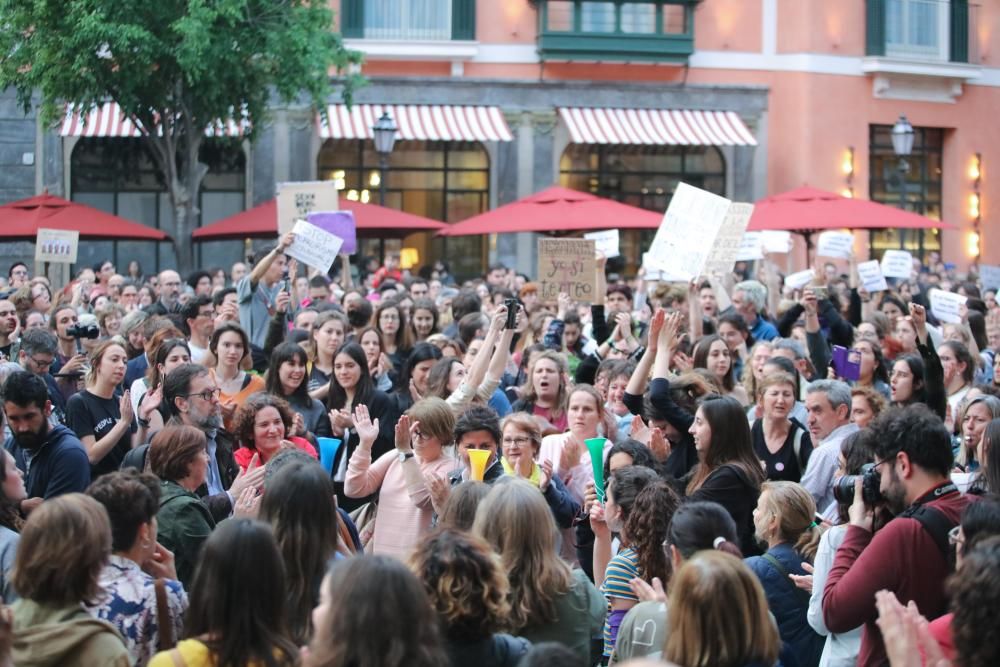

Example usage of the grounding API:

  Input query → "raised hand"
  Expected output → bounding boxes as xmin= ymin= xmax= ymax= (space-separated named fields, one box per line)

xmin=427 ymin=474 xmax=451 ymax=514
xmin=648 ymin=427 xmax=670 ymax=462
xmin=647 ymin=309 xmax=665 ymax=352
xmin=352 ymin=404 xmax=380 ymax=447
xmin=659 ymin=311 xmax=681 ymax=352
xmin=233 ymin=487 xmax=261 ymax=519
xmin=140 ymin=385 xmax=163 ymax=421
xmin=559 ymin=437 xmax=583 ymax=473
xmin=395 ymin=414 xmax=413 ymax=453
xmin=119 ymin=390 xmax=134 ymax=425
xmin=539 ymin=458 xmax=554 ymax=492
xmin=230 ymin=453 xmax=265 ymax=498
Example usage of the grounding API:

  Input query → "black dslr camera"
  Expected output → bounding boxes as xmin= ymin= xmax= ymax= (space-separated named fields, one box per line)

xmin=66 ymin=322 xmax=100 ymax=354
xmin=833 ymin=463 xmax=882 ymax=506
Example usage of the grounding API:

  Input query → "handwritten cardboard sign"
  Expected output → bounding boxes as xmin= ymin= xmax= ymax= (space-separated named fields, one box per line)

xmin=857 ymin=260 xmax=888 ymax=293
xmin=286 ymin=220 xmax=344 ymax=274
xmin=817 ymin=231 xmax=854 ymax=259
xmin=784 ymin=269 xmax=815 ymax=290
xmin=276 ymin=181 xmax=340 ymax=235
xmin=703 ymin=203 xmax=755 ymax=277
xmin=307 ymin=210 xmax=357 ymax=255
xmin=35 ymin=228 xmax=79 ymax=264
xmin=584 ymin=229 xmax=620 ymax=258
xmin=645 ymin=183 xmax=732 ymax=281
xmin=538 ymin=238 xmax=596 ymax=302
xmin=929 ymin=289 xmax=967 ymax=324
xmin=880 ymin=250 xmax=913 ymax=280
xmin=979 ymin=264 xmax=1000 ymax=291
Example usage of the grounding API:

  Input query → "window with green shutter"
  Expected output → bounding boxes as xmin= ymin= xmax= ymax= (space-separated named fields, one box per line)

xmin=341 ymin=0 xmax=475 ymax=41
xmin=865 ymin=0 xmax=976 ymax=64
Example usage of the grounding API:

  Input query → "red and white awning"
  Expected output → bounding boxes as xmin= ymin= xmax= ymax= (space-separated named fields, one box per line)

xmin=558 ymin=108 xmax=757 ymax=146
xmin=318 ymin=104 xmax=513 ymax=142
xmin=60 ymin=103 xmax=247 ymax=138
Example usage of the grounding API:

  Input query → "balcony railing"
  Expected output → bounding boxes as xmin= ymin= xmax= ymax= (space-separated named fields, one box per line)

xmin=342 ymin=0 xmax=476 ymax=41
xmin=867 ymin=0 xmax=980 ymax=64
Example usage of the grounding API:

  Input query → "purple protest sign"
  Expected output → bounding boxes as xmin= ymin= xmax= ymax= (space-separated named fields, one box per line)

xmin=307 ymin=210 xmax=357 ymax=255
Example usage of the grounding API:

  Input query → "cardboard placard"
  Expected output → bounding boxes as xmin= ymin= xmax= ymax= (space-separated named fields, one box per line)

xmin=276 ymin=181 xmax=340 ymax=235
xmin=286 ymin=220 xmax=344 ymax=274
xmin=703 ymin=203 xmax=756 ymax=277
xmin=784 ymin=269 xmax=815 ymax=290
xmin=583 ymin=229 xmax=620 ymax=258
xmin=979 ymin=264 xmax=1000 ymax=291
xmin=307 ymin=210 xmax=357 ymax=255
xmin=736 ymin=232 xmax=763 ymax=261
xmin=816 ymin=231 xmax=854 ymax=259
xmin=880 ymin=250 xmax=913 ymax=280
xmin=538 ymin=238 xmax=597 ymax=301
xmin=35 ymin=228 xmax=79 ymax=264
xmin=929 ymin=289 xmax=967 ymax=324
xmin=762 ymin=231 xmax=793 ymax=254
xmin=857 ymin=260 xmax=888 ymax=293
xmin=645 ymin=183 xmax=732 ymax=281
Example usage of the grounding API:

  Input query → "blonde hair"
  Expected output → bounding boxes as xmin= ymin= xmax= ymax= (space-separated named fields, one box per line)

xmin=759 ymin=481 xmax=821 ymax=561
xmin=568 ymin=384 xmax=617 ymax=441
xmin=756 ymin=371 xmax=797 ymax=404
xmin=519 ymin=350 xmax=569 ymax=421
xmin=472 ymin=479 xmax=573 ymax=631
xmin=665 ymin=551 xmax=780 ymax=667
xmin=86 ymin=340 xmax=128 ymax=387
xmin=742 ymin=341 xmax=774 ymax=401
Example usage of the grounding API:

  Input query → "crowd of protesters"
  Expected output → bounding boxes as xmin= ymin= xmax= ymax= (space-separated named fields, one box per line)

xmin=0 ymin=241 xmax=997 ymax=667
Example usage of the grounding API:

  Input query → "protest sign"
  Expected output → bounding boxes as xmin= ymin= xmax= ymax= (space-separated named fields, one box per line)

xmin=538 ymin=238 xmax=596 ymax=301
xmin=880 ymin=250 xmax=913 ymax=279
xmin=583 ymin=229 xmax=620 ymax=258
xmin=703 ymin=203 xmax=755 ymax=277
xmin=857 ymin=260 xmax=888 ymax=293
xmin=35 ymin=228 xmax=79 ymax=264
xmin=761 ymin=231 xmax=793 ymax=254
xmin=286 ymin=220 xmax=344 ymax=274
xmin=276 ymin=181 xmax=340 ymax=235
xmin=307 ymin=210 xmax=357 ymax=255
xmin=645 ymin=183 xmax=732 ymax=281
xmin=816 ymin=231 xmax=854 ymax=259
xmin=784 ymin=269 xmax=815 ymax=290
xmin=736 ymin=232 xmax=763 ymax=261
xmin=979 ymin=264 xmax=1000 ymax=291
xmin=929 ymin=289 xmax=967 ymax=324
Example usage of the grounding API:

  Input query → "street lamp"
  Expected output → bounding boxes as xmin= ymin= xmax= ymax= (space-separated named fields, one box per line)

xmin=371 ymin=111 xmax=397 ymax=261
xmin=890 ymin=114 xmax=914 ymax=248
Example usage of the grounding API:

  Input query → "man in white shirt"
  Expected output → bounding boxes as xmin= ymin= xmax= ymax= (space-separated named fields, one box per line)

xmin=800 ymin=380 xmax=859 ymax=518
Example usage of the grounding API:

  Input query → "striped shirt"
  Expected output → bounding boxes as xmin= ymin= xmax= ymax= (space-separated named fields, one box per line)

xmin=600 ymin=546 xmax=640 ymax=658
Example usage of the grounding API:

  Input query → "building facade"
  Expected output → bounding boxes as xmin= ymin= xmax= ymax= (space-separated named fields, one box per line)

xmin=1 ymin=0 xmax=997 ymax=278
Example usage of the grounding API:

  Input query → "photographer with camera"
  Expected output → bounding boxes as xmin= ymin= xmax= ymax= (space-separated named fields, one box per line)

xmin=47 ymin=304 xmax=96 ymax=402
xmin=821 ymin=404 xmax=973 ymax=667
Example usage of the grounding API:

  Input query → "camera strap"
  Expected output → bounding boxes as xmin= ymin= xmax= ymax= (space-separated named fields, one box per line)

xmin=897 ymin=482 xmax=959 ymax=566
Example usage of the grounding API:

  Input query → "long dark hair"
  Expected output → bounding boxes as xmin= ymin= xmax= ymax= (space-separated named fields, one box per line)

xmin=327 ymin=342 xmax=374 ymax=411
xmin=603 ymin=439 xmax=659 ymax=485
xmin=666 ymin=500 xmax=742 ymax=558
xmin=397 ymin=343 xmax=443 ymax=393
xmin=693 ymin=334 xmax=736 ymax=391
xmin=259 ymin=461 xmax=339 ymax=644
xmin=184 ymin=519 xmax=298 ymax=667
xmin=265 ymin=342 xmax=310 ymax=403
xmin=304 ymin=556 xmax=447 ymax=667
xmin=687 ymin=395 xmax=766 ymax=494
xmin=894 ymin=353 xmax=927 ymax=405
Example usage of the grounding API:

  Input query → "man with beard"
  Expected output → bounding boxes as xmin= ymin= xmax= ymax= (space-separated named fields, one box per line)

xmin=160 ymin=363 xmax=264 ymax=521
xmin=821 ymin=404 xmax=972 ymax=667
xmin=2 ymin=371 xmax=90 ymax=514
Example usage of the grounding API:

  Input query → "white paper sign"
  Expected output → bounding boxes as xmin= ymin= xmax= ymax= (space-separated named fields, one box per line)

xmin=736 ymin=232 xmax=763 ymax=261
xmin=929 ymin=289 xmax=967 ymax=324
xmin=35 ymin=228 xmax=80 ymax=264
xmin=881 ymin=250 xmax=914 ymax=279
xmin=584 ymin=230 xmax=620 ymax=258
xmin=817 ymin=231 xmax=854 ymax=259
xmin=703 ymin=203 xmax=755 ymax=277
xmin=286 ymin=220 xmax=344 ymax=273
xmin=762 ymin=231 xmax=793 ymax=254
xmin=857 ymin=260 xmax=888 ymax=292
xmin=979 ymin=264 xmax=1000 ymax=291
xmin=784 ymin=269 xmax=815 ymax=290
xmin=645 ymin=183 xmax=732 ymax=281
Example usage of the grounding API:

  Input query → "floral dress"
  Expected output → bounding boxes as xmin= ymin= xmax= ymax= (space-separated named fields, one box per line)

xmin=88 ymin=554 xmax=188 ymax=667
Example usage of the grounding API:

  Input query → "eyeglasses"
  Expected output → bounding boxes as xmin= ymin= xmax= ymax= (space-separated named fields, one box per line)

xmin=413 ymin=430 xmax=433 ymax=441
xmin=183 ymin=388 xmax=222 ymax=402
xmin=502 ymin=436 xmax=532 ymax=446
xmin=28 ymin=356 xmax=53 ymax=371
xmin=380 ymin=313 xmax=400 ymax=321
xmin=948 ymin=525 xmax=964 ymax=548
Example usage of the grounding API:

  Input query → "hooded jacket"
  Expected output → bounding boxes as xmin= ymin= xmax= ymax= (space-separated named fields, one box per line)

xmin=12 ymin=599 xmax=130 ymax=667
xmin=7 ymin=423 xmax=91 ymax=499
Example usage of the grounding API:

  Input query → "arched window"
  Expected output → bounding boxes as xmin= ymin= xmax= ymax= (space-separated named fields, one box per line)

xmin=317 ymin=139 xmax=490 ymax=278
xmin=70 ymin=138 xmax=246 ymax=273
xmin=559 ymin=144 xmax=726 ymax=270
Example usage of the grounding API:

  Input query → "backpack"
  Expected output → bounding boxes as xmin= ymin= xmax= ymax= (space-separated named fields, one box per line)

xmin=897 ymin=503 xmax=957 ymax=570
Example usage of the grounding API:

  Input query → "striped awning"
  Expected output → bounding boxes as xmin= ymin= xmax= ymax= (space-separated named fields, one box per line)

xmin=60 ymin=103 xmax=247 ymax=138
xmin=558 ymin=108 xmax=757 ymax=146
xmin=318 ymin=104 xmax=513 ymax=142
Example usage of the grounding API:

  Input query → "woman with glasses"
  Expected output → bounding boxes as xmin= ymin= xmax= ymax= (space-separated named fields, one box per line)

xmin=345 ymin=398 xmax=455 ymax=558
xmin=499 ymin=413 xmax=578 ymax=529
xmin=374 ymin=299 xmax=414 ymax=379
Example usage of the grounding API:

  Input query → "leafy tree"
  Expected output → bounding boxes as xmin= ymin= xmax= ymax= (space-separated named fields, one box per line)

xmin=0 ymin=0 xmax=362 ymax=272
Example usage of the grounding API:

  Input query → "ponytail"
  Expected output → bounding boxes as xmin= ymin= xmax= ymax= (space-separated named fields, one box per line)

xmin=712 ymin=536 xmax=743 ymax=558
xmin=761 ymin=481 xmax=821 ymax=562
xmin=793 ymin=522 xmax=823 ymax=563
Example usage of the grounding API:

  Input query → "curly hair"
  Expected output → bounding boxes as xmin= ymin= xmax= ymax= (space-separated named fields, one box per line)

xmin=623 ymin=480 xmax=680 ymax=587
xmin=950 ymin=536 xmax=1000 ymax=667
xmin=0 ymin=452 xmax=24 ymax=532
xmin=233 ymin=393 xmax=294 ymax=450
xmin=409 ymin=528 xmax=511 ymax=642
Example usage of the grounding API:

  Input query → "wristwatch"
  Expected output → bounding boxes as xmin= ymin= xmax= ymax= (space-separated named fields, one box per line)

xmin=397 ymin=450 xmax=415 ymax=463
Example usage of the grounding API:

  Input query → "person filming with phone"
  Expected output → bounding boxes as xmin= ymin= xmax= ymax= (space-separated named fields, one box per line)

xmin=821 ymin=403 xmax=973 ymax=667
xmin=236 ymin=231 xmax=295 ymax=349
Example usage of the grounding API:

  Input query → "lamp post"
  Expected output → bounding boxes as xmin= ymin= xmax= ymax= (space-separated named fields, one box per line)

xmin=890 ymin=114 xmax=914 ymax=250
xmin=372 ymin=111 xmax=398 ymax=262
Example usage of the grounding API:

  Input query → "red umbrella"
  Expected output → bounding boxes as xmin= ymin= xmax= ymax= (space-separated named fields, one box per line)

xmin=0 ymin=193 xmax=169 ymax=240
xmin=192 ymin=198 xmax=447 ymax=241
xmin=436 ymin=186 xmax=663 ymax=236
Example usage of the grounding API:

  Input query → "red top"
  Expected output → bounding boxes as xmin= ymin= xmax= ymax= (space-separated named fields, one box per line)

xmin=822 ymin=483 xmax=971 ymax=667
xmin=928 ymin=613 xmax=954 ymax=662
xmin=234 ymin=436 xmax=317 ymax=468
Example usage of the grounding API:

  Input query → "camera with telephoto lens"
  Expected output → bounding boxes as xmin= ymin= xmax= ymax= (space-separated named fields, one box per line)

xmin=66 ymin=323 xmax=100 ymax=340
xmin=833 ymin=462 xmax=882 ymax=506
